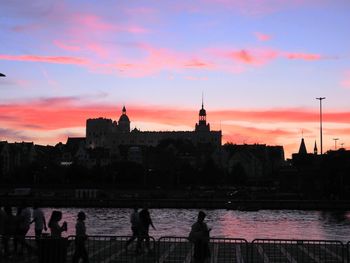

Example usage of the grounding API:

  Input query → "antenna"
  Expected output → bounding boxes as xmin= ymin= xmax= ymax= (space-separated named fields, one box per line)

xmin=201 ymin=91 xmax=204 ymax=109
xmin=333 ymin=138 xmax=339 ymax=150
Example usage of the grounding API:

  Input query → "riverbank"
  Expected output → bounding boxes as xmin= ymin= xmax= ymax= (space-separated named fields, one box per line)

xmin=1 ymin=196 xmax=350 ymax=210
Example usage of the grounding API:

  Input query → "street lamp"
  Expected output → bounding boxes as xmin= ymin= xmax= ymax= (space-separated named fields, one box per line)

xmin=316 ymin=97 xmax=326 ymax=154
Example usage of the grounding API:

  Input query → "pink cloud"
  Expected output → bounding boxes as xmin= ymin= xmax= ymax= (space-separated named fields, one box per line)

xmin=341 ymin=71 xmax=350 ymax=89
xmin=53 ymin=40 xmax=81 ymax=52
xmin=175 ymin=0 xmax=328 ymax=17
xmin=211 ymin=108 xmax=350 ymax=123
xmin=72 ymin=13 xmax=149 ymax=34
xmin=284 ymin=52 xmax=321 ymax=61
xmin=217 ymin=48 xmax=278 ymax=66
xmin=214 ymin=48 xmax=323 ymax=67
xmin=1 ymin=44 xmax=326 ymax=77
xmin=0 ymin=54 xmax=89 ymax=65
xmin=185 ymin=76 xmax=208 ymax=81
xmin=184 ymin=59 xmax=213 ymax=68
xmin=255 ymin=32 xmax=272 ymax=41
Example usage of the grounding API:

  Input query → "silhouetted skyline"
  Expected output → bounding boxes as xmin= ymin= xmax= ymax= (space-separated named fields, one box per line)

xmin=0 ymin=1 xmax=350 ymax=158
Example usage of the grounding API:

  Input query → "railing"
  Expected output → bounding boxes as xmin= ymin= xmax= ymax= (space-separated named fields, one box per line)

xmin=0 ymin=235 xmax=349 ymax=262
xmin=251 ymin=239 xmax=344 ymax=263
xmin=158 ymin=236 xmax=248 ymax=263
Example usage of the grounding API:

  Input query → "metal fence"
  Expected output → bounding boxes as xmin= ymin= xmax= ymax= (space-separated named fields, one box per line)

xmin=158 ymin=236 xmax=248 ymax=263
xmin=251 ymin=239 xmax=344 ymax=263
xmin=1 ymin=235 xmax=350 ymax=262
xmin=1 ymin=235 xmax=156 ymax=263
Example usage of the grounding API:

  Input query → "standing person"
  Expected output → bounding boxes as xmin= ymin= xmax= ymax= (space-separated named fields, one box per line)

xmin=0 ymin=205 xmax=6 ymax=257
xmin=31 ymin=204 xmax=47 ymax=240
xmin=125 ymin=207 xmax=139 ymax=249
xmin=15 ymin=203 xmax=32 ymax=255
xmin=48 ymin=210 xmax=67 ymax=238
xmin=72 ymin=211 xmax=89 ymax=263
xmin=188 ymin=211 xmax=211 ymax=263
xmin=2 ymin=206 xmax=16 ymax=259
xmin=136 ymin=207 xmax=156 ymax=254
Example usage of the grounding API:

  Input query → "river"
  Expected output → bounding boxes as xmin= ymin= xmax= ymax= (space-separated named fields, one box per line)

xmin=27 ymin=208 xmax=350 ymax=242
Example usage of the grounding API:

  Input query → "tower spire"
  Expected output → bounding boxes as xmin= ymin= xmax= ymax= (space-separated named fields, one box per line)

xmin=314 ymin=140 xmax=318 ymax=155
xmin=298 ymin=138 xmax=307 ymax=155
xmin=202 ymin=91 xmax=204 ymax=109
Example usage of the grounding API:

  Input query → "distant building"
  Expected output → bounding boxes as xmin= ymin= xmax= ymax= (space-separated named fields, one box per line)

xmin=0 ymin=141 xmax=35 ymax=176
xmin=86 ymin=103 xmax=222 ymax=150
xmin=223 ymin=143 xmax=285 ymax=180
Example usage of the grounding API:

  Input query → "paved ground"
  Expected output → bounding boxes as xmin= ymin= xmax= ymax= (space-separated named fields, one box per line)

xmin=1 ymin=237 xmax=347 ymax=262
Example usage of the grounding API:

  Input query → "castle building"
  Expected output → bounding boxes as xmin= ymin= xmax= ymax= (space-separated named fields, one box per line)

xmin=86 ymin=103 xmax=222 ymax=150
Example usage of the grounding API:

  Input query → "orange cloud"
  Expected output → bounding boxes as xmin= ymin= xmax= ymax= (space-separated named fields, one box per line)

xmin=222 ymin=123 xmax=294 ymax=144
xmin=1 ymin=98 xmax=350 ymax=157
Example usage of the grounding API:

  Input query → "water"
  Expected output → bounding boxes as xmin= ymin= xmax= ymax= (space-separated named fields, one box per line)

xmin=27 ymin=208 xmax=350 ymax=242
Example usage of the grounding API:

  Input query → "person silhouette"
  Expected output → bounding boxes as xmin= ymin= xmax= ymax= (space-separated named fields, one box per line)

xmin=31 ymin=204 xmax=47 ymax=240
xmin=48 ymin=211 xmax=67 ymax=238
xmin=125 ymin=207 xmax=139 ymax=249
xmin=14 ymin=202 xmax=32 ymax=255
xmin=2 ymin=206 xmax=16 ymax=259
xmin=188 ymin=211 xmax=211 ymax=263
xmin=136 ymin=207 xmax=155 ymax=254
xmin=72 ymin=211 xmax=89 ymax=263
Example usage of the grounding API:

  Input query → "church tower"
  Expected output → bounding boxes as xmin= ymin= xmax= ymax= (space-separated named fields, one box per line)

xmin=118 ymin=105 xmax=130 ymax=133
xmin=195 ymin=98 xmax=210 ymax=132
xmin=298 ymin=138 xmax=307 ymax=155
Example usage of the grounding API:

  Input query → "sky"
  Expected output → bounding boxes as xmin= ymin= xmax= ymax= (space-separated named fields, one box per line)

xmin=1 ymin=0 xmax=350 ymax=158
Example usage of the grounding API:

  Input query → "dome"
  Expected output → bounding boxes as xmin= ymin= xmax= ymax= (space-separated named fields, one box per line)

xmin=119 ymin=114 xmax=130 ymax=122
xmin=199 ymin=108 xmax=206 ymax=116
xmin=119 ymin=105 xmax=130 ymax=122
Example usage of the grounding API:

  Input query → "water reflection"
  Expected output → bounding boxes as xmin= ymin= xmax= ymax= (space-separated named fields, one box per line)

xmin=320 ymin=211 xmax=350 ymax=224
xmin=25 ymin=208 xmax=350 ymax=242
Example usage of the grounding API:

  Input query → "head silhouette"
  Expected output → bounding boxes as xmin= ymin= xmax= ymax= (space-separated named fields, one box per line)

xmin=77 ymin=211 xmax=86 ymax=220
xmin=198 ymin=211 xmax=206 ymax=222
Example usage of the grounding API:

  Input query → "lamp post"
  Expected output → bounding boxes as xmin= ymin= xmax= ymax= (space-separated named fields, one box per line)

xmin=316 ymin=97 xmax=326 ymax=154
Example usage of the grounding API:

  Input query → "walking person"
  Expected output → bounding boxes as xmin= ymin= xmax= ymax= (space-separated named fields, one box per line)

xmin=188 ymin=211 xmax=211 ymax=263
xmin=31 ymin=204 xmax=47 ymax=240
xmin=48 ymin=210 xmax=67 ymax=238
xmin=72 ymin=211 xmax=89 ymax=263
xmin=136 ymin=207 xmax=156 ymax=254
xmin=125 ymin=207 xmax=139 ymax=249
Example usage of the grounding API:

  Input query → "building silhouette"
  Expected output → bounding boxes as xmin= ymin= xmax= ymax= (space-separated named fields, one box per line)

xmin=86 ymin=103 xmax=222 ymax=150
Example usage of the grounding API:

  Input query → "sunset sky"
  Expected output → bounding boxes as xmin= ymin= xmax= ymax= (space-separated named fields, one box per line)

xmin=1 ymin=0 xmax=350 ymax=158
